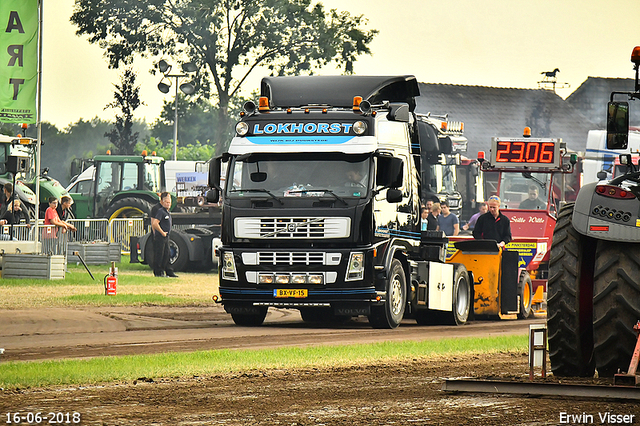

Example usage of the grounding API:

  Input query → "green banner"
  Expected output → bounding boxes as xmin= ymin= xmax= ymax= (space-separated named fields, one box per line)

xmin=0 ymin=0 xmax=38 ymax=124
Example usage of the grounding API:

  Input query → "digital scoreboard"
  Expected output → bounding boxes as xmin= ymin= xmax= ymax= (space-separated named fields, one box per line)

xmin=489 ymin=137 xmax=562 ymax=169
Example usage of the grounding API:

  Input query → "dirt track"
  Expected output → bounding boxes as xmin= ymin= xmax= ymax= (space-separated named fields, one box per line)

xmin=1 ymin=307 xmax=639 ymax=425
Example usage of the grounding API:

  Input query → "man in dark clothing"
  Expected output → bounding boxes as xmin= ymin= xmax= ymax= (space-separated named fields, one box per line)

xmin=151 ymin=192 xmax=178 ymax=277
xmin=472 ymin=195 xmax=512 ymax=248
xmin=0 ymin=183 xmax=13 ymax=216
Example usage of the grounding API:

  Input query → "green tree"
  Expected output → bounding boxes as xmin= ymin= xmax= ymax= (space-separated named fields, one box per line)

xmin=71 ymin=0 xmax=377 ymax=151
xmin=104 ymin=68 xmax=143 ymax=155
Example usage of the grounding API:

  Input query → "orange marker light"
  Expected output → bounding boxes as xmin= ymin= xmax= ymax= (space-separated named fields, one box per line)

xmin=352 ymin=96 xmax=362 ymax=111
xmin=477 ymin=151 xmax=486 ymax=161
xmin=106 ymin=149 xmax=111 ymax=155
xmin=258 ymin=96 xmax=270 ymax=111
xmin=632 ymin=46 xmax=640 ymax=64
xmin=141 ymin=150 xmax=147 ymax=156
xmin=523 ymin=127 xmax=532 ymax=137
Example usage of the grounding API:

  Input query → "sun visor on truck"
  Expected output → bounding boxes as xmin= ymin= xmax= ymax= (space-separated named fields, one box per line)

xmin=260 ymin=75 xmax=420 ymax=111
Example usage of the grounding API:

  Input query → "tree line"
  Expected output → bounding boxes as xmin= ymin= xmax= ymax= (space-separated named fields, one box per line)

xmin=1 ymin=0 xmax=377 ymax=186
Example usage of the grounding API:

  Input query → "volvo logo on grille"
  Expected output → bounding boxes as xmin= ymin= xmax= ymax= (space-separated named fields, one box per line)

xmin=287 ymin=223 xmax=298 ymax=233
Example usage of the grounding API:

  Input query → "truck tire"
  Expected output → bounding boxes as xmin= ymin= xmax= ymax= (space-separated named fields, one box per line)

xmin=592 ymin=241 xmax=640 ymax=377
xmin=449 ymin=264 xmax=470 ymax=326
xmin=517 ymin=271 xmax=533 ymax=319
xmin=230 ymin=306 xmax=268 ymax=326
xmin=368 ymin=259 xmax=406 ymax=329
xmin=105 ymin=197 xmax=153 ymax=221
xmin=168 ymin=231 xmax=190 ymax=272
xmin=547 ymin=203 xmax=596 ymax=377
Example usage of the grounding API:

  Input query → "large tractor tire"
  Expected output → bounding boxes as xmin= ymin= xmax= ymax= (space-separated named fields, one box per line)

xmin=592 ymin=241 xmax=640 ymax=377
xmin=517 ymin=271 xmax=533 ymax=319
xmin=368 ymin=259 xmax=407 ymax=329
xmin=547 ymin=203 xmax=597 ymax=377
xmin=105 ymin=197 xmax=153 ymax=221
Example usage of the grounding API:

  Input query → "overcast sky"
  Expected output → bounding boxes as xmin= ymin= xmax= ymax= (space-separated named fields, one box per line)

xmin=41 ymin=0 xmax=640 ymax=129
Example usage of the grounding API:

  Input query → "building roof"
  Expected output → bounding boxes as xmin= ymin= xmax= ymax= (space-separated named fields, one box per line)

xmin=415 ymin=83 xmax=599 ymax=154
xmin=566 ymin=77 xmax=640 ymax=128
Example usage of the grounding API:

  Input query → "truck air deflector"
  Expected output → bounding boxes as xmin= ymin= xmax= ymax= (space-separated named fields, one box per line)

xmin=260 ymin=75 xmax=420 ymax=110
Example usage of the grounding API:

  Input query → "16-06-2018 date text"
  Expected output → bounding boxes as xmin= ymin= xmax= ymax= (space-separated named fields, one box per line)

xmin=4 ymin=412 xmax=81 ymax=424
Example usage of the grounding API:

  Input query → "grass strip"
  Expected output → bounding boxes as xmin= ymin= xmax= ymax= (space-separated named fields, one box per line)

xmin=0 ymin=334 xmax=527 ymax=388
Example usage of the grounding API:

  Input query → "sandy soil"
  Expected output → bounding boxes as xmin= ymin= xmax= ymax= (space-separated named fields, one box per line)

xmin=1 ymin=307 xmax=639 ymax=425
xmin=2 ymin=352 xmax=638 ymax=425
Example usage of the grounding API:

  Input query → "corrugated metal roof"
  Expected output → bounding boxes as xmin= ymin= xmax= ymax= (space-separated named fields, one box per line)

xmin=415 ymin=83 xmax=598 ymax=155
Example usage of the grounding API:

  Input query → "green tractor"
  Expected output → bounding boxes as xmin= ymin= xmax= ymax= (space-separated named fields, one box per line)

xmin=0 ymin=135 xmax=69 ymax=217
xmin=67 ymin=153 xmax=171 ymax=220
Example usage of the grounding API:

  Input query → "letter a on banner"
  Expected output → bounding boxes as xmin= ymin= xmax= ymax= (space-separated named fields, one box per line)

xmin=0 ymin=0 xmax=38 ymax=123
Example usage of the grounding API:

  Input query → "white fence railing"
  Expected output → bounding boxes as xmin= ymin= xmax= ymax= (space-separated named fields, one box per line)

xmin=0 ymin=218 xmax=150 ymax=257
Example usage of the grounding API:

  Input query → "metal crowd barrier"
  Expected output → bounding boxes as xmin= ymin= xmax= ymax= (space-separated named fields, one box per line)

xmin=39 ymin=225 xmax=68 ymax=256
xmin=67 ymin=218 xmax=109 ymax=243
xmin=0 ymin=223 xmax=33 ymax=241
xmin=109 ymin=218 xmax=148 ymax=253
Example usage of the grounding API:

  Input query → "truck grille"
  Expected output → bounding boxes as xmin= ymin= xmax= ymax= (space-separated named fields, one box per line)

xmin=258 ymin=252 xmax=325 ymax=265
xmin=235 ymin=217 xmax=350 ymax=239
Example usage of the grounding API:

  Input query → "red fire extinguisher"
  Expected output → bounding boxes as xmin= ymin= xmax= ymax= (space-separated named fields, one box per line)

xmin=104 ymin=261 xmax=118 ymax=296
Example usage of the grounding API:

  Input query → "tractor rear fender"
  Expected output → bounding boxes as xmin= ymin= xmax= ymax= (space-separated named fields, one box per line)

xmin=571 ymin=182 xmax=597 ymax=236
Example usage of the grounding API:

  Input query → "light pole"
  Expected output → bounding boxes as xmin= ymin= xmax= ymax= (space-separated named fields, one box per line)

xmin=157 ymin=60 xmax=197 ymax=160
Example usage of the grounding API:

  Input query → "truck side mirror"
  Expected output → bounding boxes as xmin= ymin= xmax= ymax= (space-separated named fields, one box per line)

xmin=376 ymin=156 xmax=403 ymax=188
xmin=607 ymin=101 xmax=629 ymax=149
xmin=208 ymin=156 xmax=222 ymax=190
xmin=386 ymin=188 xmax=403 ymax=203
xmin=206 ymin=188 xmax=220 ymax=203
xmin=438 ymin=136 xmax=453 ymax=155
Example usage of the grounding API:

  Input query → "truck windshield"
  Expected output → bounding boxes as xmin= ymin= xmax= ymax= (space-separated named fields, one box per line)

xmin=428 ymin=164 xmax=456 ymax=194
xmin=499 ymin=172 xmax=551 ymax=210
xmin=227 ymin=153 xmax=371 ymax=199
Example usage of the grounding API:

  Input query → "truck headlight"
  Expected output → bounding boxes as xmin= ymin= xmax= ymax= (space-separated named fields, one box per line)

xmin=222 ymin=252 xmax=238 ymax=281
xmin=236 ymin=122 xmax=249 ymax=136
xmin=353 ymin=121 xmax=367 ymax=135
xmin=346 ymin=252 xmax=364 ymax=281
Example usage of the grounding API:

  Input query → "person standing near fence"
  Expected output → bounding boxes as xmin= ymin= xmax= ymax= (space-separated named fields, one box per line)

xmin=2 ymin=199 xmax=31 ymax=227
xmin=56 ymin=195 xmax=75 ymax=222
xmin=151 ymin=192 xmax=178 ymax=278
xmin=44 ymin=197 xmax=76 ymax=236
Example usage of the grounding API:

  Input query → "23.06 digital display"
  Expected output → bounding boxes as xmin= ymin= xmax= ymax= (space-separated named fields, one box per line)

xmin=490 ymin=138 xmax=560 ymax=168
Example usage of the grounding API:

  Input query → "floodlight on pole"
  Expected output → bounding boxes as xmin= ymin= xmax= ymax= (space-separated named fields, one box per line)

xmin=156 ymin=59 xmax=199 ymax=160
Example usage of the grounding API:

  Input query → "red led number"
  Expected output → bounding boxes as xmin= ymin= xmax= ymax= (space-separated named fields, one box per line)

xmin=540 ymin=142 xmax=554 ymax=163
xmin=495 ymin=141 xmax=554 ymax=164
xmin=495 ymin=141 xmax=510 ymax=162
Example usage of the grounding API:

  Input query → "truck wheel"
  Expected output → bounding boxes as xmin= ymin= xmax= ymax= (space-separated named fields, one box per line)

xmin=592 ymin=241 xmax=640 ymax=377
xmin=168 ymin=231 xmax=189 ymax=272
xmin=230 ymin=306 xmax=268 ymax=326
xmin=105 ymin=197 xmax=153 ymax=221
xmin=517 ymin=271 xmax=533 ymax=319
xmin=449 ymin=264 xmax=470 ymax=326
xmin=368 ymin=259 xmax=406 ymax=329
xmin=547 ymin=203 xmax=596 ymax=377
